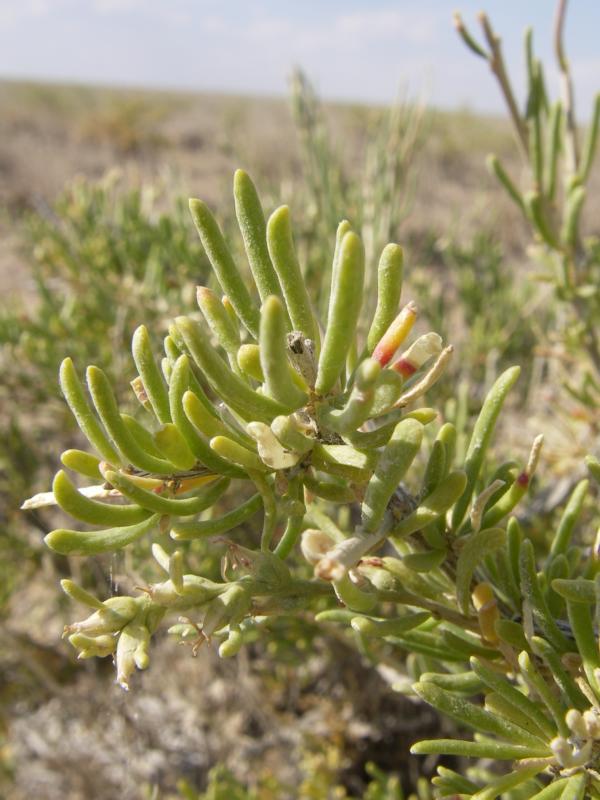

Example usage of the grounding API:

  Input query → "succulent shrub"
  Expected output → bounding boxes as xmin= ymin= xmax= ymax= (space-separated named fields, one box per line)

xmin=0 ymin=171 xmax=207 ymax=613
xmin=28 ymin=168 xmax=600 ymax=797
xmin=29 ymin=168 xmax=455 ymax=670
xmin=455 ymin=2 xmax=600 ymax=404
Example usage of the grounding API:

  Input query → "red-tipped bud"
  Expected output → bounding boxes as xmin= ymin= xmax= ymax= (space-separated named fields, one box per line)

xmin=514 ymin=435 xmax=543 ymax=490
xmin=391 ymin=358 xmax=417 ymax=378
xmin=516 ymin=471 xmax=529 ymax=488
xmin=372 ymin=302 xmax=417 ymax=366
xmin=391 ymin=332 xmax=442 ymax=375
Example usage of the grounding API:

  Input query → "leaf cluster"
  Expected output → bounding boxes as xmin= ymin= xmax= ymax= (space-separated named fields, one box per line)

xmin=28 ymin=171 xmax=600 ymax=800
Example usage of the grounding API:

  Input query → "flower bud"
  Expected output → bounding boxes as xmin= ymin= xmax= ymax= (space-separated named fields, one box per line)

xmin=116 ymin=621 xmax=151 ymax=690
xmin=332 ymin=572 xmax=377 ymax=612
xmin=201 ymin=584 xmax=251 ymax=641
xmin=472 ymin=582 xmax=499 ymax=644
xmin=551 ymin=736 xmax=573 ymax=768
xmin=372 ymin=302 xmax=417 ymax=367
xmin=130 ymin=375 xmax=150 ymax=409
xmin=566 ymin=708 xmax=588 ymax=739
xmin=357 ymin=560 xmax=398 ymax=593
xmin=247 ymin=421 xmax=301 ymax=469
xmin=68 ymin=633 xmax=116 ymax=659
xmin=300 ymin=529 xmax=336 ymax=566
xmin=584 ymin=709 xmax=600 ymax=739
xmin=64 ymin=596 xmax=140 ymax=638
xmin=391 ymin=333 xmax=442 ymax=377
xmin=147 ymin=576 xmax=222 ymax=607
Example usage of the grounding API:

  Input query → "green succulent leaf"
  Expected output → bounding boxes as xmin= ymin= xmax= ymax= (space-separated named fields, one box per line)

xmin=45 ymin=514 xmax=160 ymax=556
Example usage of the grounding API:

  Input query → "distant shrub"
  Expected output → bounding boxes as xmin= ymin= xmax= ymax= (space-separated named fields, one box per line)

xmin=411 ymin=231 xmax=543 ymax=386
xmin=289 ymin=68 xmax=426 ymax=327
xmin=456 ymin=5 xmax=600 ymax=403
xmin=77 ymin=96 xmax=171 ymax=153
xmin=0 ymin=171 xmax=207 ymax=608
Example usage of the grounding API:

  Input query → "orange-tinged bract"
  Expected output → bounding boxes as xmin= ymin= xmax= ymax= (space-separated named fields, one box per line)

xmin=372 ymin=302 xmax=417 ymax=367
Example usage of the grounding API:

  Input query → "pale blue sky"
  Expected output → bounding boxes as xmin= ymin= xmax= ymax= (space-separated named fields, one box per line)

xmin=1 ymin=0 xmax=599 ymax=114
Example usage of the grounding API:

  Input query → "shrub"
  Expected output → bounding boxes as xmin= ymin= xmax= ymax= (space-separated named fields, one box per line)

xmin=27 ymin=168 xmax=600 ymax=797
xmin=455 ymin=6 xmax=600 ymax=403
xmin=0 ymin=171 xmax=207 ymax=612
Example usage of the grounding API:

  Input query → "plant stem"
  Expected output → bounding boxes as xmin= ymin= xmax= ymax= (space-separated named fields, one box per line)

xmin=478 ymin=12 xmax=528 ymax=158
xmin=554 ymin=0 xmax=579 ymax=177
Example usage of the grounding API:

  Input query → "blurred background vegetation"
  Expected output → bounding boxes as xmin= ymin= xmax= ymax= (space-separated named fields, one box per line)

xmin=0 ymin=65 xmax=598 ymax=799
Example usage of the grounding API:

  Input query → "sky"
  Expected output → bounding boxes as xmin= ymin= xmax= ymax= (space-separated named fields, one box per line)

xmin=1 ymin=0 xmax=599 ymax=115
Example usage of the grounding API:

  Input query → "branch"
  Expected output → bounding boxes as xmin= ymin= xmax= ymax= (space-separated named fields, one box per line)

xmin=554 ymin=0 xmax=579 ymax=175
xmin=478 ymin=12 xmax=529 ymax=158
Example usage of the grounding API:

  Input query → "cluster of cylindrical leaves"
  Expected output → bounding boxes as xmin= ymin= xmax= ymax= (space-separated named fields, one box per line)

xmin=59 ymin=541 xmax=270 ymax=689
xmin=409 ymin=479 xmax=600 ymax=798
xmin=41 ymin=169 xmax=457 ymax=562
xmin=413 ymin=644 xmax=600 ymax=797
xmin=31 ymin=169 xmax=464 ymax=684
xmin=47 ymin=355 xmax=549 ymax=692
xmin=34 ymin=171 xmax=569 ymax=701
